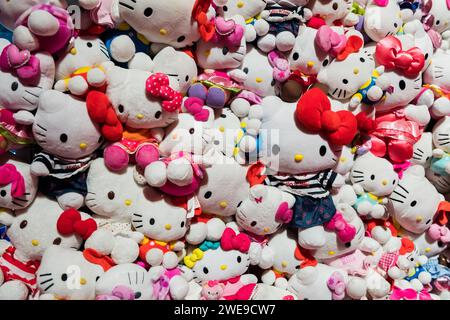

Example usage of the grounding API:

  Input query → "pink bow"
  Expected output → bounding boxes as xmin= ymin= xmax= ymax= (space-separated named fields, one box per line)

xmin=324 ymin=212 xmax=356 ymax=243
xmin=146 ymin=73 xmax=183 ymax=112
xmin=418 ymin=289 xmax=433 ymax=301
xmin=275 ymin=202 xmax=293 ymax=224
xmin=0 ymin=44 xmax=41 ymax=83
xmin=212 ymin=17 xmax=244 ymax=47
xmin=268 ymin=50 xmax=290 ymax=82
xmin=327 ymin=272 xmax=346 ymax=300
xmin=390 ymin=286 xmax=417 ymax=300
xmin=373 ymin=0 xmax=388 ymax=6
xmin=96 ymin=285 xmax=135 ymax=300
xmin=375 ymin=36 xmax=425 ymax=77
xmin=315 ymin=25 xmax=347 ymax=57
xmin=0 ymin=164 xmax=26 ymax=198
xmin=428 ymin=224 xmax=450 ymax=244
xmin=220 ymin=228 xmax=251 ymax=253
xmin=184 ymin=97 xmax=210 ymax=122
xmin=393 ymin=161 xmax=411 ymax=179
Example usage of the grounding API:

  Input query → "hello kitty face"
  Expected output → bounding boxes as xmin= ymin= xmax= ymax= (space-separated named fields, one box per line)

xmin=85 ymin=159 xmax=142 ymax=220
xmin=289 ymin=26 xmax=332 ymax=76
xmin=158 ymin=107 xmax=214 ymax=157
xmin=55 ymin=36 xmax=110 ymax=81
xmin=317 ymin=48 xmax=375 ymax=101
xmin=426 ymin=0 xmax=450 ymax=33
xmin=307 ymin=0 xmax=353 ymax=24
xmin=424 ymin=49 xmax=450 ymax=91
xmin=211 ymin=108 xmax=242 ymax=158
xmin=411 ymin=132 xmax=432 ymax=167
xmin=4 ymin=196 xmax=86 ymax=261
xmin=105 ymin=66 xmax=179 ymax=129
xmin=198 ymin=152 xmax=250 ymax=217
xmin=201 ymin=281 xmax=225 ymax=300
xmin=403 ymin=228 xmax=448 ymax=258
xmin=267 ymin=229 xmax=303 ymax=276
xmin=259 ymin=96 xmax=341 ymax=174
xmin=388 ymin=165 xmax=443 ymax=234
xmin=217 ymin=0 xmax=267 ymax=20
xmin=152 ymin=47 xmax=198 ymax=94
xmin=426 ymin=168 xmax=450 ymax=193
xmin=235 ymin=46 xmax=277 ymax=97
xmin=36 ymin=246 xmax=103 ymax=300
xmin=33 ymin=90 xmax=102 ymax=159
xmin=96 ymin=263 xmax=154 ymax=300
xmin=333 ymin=145 xmax=355 ymax=176
xmin=131 ymin=187 xmax=188 ymax=242
xmin=350 ymin=152 xmax=398 ymax=196
xmin=0 ymin=39 xmax=55 ymax=112
xmin=117 ymin=0 xmax=202 ymax=48
xmin=236 ymin=185 xmax=295 ymax=235
xmin=364 ymin=0 xmax=402 ymax=42
xmin=432 ymin=117 xmax=450 ymax=153
xmin=0 ymin=158 xmax=38 ymax=211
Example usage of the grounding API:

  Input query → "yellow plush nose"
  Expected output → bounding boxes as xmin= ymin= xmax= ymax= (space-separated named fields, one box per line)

xmin=79 ymin=143 xmax=87 ymax=150
xmin=31 ymin=239 xmax=39 ymax=246
xmin=281 ymin=261 xmax=288 ymax=268
xmin=219 ymin=126 xmax=225 ymax=132
xmin=263 ymin=227 xmax=270 ymax=233
xmin=416 ymin=216 xmax=423 ymax=223
xmin=165 ymin=224 xmax=172 ymax=230
xmin=219 ymin=201 xmax=228 ymax=209
xmin=136 ymin=114 xmax=144 ymax=120
xmin=159 ymin=28 xmax=167 ymax=36
xmin=255 ymin=77 xmax=263 ymax=83
xmin=237 ymin=1 xmax=244 ymax=8
xmin=353 ymin=68 xmax=359 ymax=75
xmin=70 ymin=47 xmax=77 ymax=55
xmin=307 ymin=61 xmax=315 ymax=68
xmin=328 ymin=251 xmax=335 ymax=256
xmin=381 ymin=179 xmax=388 ymax=186
xmin=124 ymin=200 xmax=132 ymax=206
xmin=294 ymin=154 xmax=304 ymax=162
xmin=80 ymin=278 xmax=87 ymax=285
xmin=220 ymin=264 xmax=228 ymax=270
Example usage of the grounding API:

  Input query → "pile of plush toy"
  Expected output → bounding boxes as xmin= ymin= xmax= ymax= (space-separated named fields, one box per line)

xmin=0 ymin=0 xmax=449 ymax=301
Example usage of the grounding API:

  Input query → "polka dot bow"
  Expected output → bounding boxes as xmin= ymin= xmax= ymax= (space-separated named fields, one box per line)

xmin=146 ymin=73 xmax=183 ymax=113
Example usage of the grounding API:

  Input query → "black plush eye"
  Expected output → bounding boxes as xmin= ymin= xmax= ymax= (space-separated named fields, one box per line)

xmin=271 ymin=79 xmax=276 ymax=86
xmin=360 ymin=57 xmax=365 ymax=63
xmin=86 ymin=42 xmax=93 ymax=48
xmin=319 ymin=145 xmax=327 ymax=157
xmin=150 ymin=218 xmax=155 ymax=225
xmin=144 ymin=7 xmax=153 ymax=17
xmin=53 ymin=237 xmax=61 ymax=245
xmin=272 ymin=144 xmax=280 ymax=155
xmin=292 ymin=52 xmax=299 ymax=61
xmin=410 ymin=200 xmax=417 ymax=207
xmin=155 ymin=111 xmax=161 ymax=119
xmin=345 ymin=242 xmax=351 ymax=248
xmin=322 ymin=59 xmax=329 ymax=67
xmin=118 ymin=105 xmax=125 ymax=113
xmin=181 ymin=221 xmax=185 ymax=228
xmin=203 ymin=267 xmax=209 ymax=274
xmin=11 ymin=81 xmax=18 ymax=91
xmin=436 ymin=20 xmax=440 ymax=25
xmin=342 ymin=79 xmax=348 ymax=84
xmin=20 ymin=220 xmax=27 ymax=229
xmin=399 ymin=80 xmax=406 ymax=90
xmin=392 ymin=179 xmax=396 ymax=184
xmin=185 ymin=75 xmax=189 ymax=82
xmin=204 ymin=191 xmax=212 ymax=199
xmin=332 ymin=2 xmax=338 ymax=10
xmin=222 ymin=47 xmax=229 ymax=55
xmin=59 ymin=134 xmax=68 ymax=143
xmin=438 ymin=241 xmax=444 ymax=247
xmin=189 ymin=128 xmax=195 ymax=134
xmin=237 ymin=256 xmax=242 ymax=263
xmin=409 ymin=257 xmax=414 ymax=261
xmin=134 ymin=291 xmax=142 ymax=299
xmin=0 ymin=190 xmax=6 ymax=197
xmin=424 ymin=53 xmax=429 ymax=60
xmin=60 ymin=273 xmax=68 ymax=281
xmin=370 ymin=174 xmax=375 ymax=180
xmin=96 ymin=276 xmax=100 ymax=281
xmin=243 ymin=67 xmax=249 ymax=74
xmin=177 ymin=36 xmax=186 ymax=43
xmin=250 ymin=221 xmax=257 ymax=227
xmin=223 ymin=5 xmax=228 ymax=11
xmin=108 ymin=191 xmax=115 ymax=200
xmin=394 ymin=23 xmax=398 ymax=28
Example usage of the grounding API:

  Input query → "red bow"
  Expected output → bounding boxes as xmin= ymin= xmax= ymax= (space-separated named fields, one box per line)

xmin=220 ymin=228 xmax=251 ymax=253
xmin=336 ymin=35 xmax=363 ymax=61
xmin=192 ymin=0 xmax=215 ymax=42
xmin=57 ymin=209 xmax=97 ymax=240
xmin=399 ymin=237 xmax=415 ymax=255
xmin=375 ymin=36 xmax=425 ymax=77
xmin=146 ymin=73 xmax=183 ymax=113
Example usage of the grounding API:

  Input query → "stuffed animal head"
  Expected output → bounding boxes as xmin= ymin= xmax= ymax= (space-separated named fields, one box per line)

xmin=388 ymin=165 xmax=443 ymax=234
xmin=424 ymin=49 xmax=450 ymax=92
xmin=105 ymin=66 xmax=180 ymax=129
xmin=95 ymin=263 xmax=154 ymax=300
xmin=85 ymin=158 xmax=142 ymax=220
xmin=201 ymin=280 xmax=225 ymax=300
xmin=424 ymin=0 xmax=450 ymax=34
xmin=33 ymin=90 xmax=102 ymax=159
xmin=0 ymin=39 xmax=55 ymax=112
xmin=350 ymin=152 xmax=398 ymax=197
xmin=152 ymin=47 xmax=198 ymax=94
xmin=236 ymin=185 xmax=295 ymax=236
xmin=394 ymin=238 xmax=428 ymax=271
xmin=403 ymin=227 xmax=449 ymax=258
xmin=131 ymin=187 xmax=189 ymax=242
xmin=307 ymin=0 xmax=353 ymax=25
xmin=411 ymin=132 xmax=432 ymax=167
xmin=432 ymin=117 xmax=450 ymax=153
xmin=36 ymin=246 xmax=103 ymax=300
xmin=0 ymin=158 xmax=38 ymax=211
xmin=1 ymin=196 xmax=89 ymax=261
xmin=364 ymin=0 xmax=403 ymax=42
xmin=216 ymin=0 xmax=266 ymax=20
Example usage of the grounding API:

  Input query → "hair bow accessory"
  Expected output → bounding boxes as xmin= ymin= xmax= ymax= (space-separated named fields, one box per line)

xmin=184 ymin=97 xmax=210 ymax=122
xmin=184 ymin=248 xmax=204 ymax=268
xmin=193 ymin=0 xmax=215 ymax=42
xmin=336 ymin=35 xmax=363 ymax=61
xmin=428 ymin=224 xmax=450 ymax=244
xmin=275 ymin=202 xmax=293 ymax=224
xmin=220 ymin=228 xmax=251 ymax=253
xmin=296 ymin=88 xmax=357 ymax=146
xmin=57 ymin=209 xmax=97 ymax=240
xmin=390 ymin=286 xmax=417 ymax=300
xmin=375 ymin=36 xmax=425 ymax=77
xmin=393 ymin=161 xmax=412 ymax=179
xmin=399 ymin=237 xmax=415 ymax=255
xmin=212 ymin=17 xmax=244 ymax=47
xmin=199 ymin=240 xmax=220 ymax=251
xmin=315 ymin=26 xmax=347 ymax=57
xmin=0 ymin=44 xmax=40 ymax=83
xmin=268 ymin=50 xmax=290 ymax=82
xmin=373 ymin=0 xmax=388 ymax=6
xmin=327 ymin=272 xmax=346 ymax=300
xmin=146 ymin=73 xmax=183 ymax=112
xmin=0 ymin=164 xmax=25 ymax=198
xmin=324 ymin=212 xmax=357 ymax=243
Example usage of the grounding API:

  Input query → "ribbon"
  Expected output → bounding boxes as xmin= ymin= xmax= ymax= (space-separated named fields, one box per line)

xmin=220 ymin=228 xmax=251 ymax=253
xmin=390 ymin=286 xmax=417 ymax=300
xmin=57 ymin=209 xmax=97 ymax=240
xmin=0 ymin=44 xmax=41 ymax=83
xmin=336 ymin=35 xmax=363 ymax=61
xmin=184 ymin=97 xmax=210 ymax=122
xmin=275 ymin=202 xmax=293 ymax=224
xmin=0 ymin=164 xmax=25 ymax=198
xmin=428 ymin=224 xmax=450 ymax=244
xmin=146 ymin=73 xmax=183 ymax=113
xmin=315 ymin=25 xmax=347 ymax=57
xmin=184 ymin=248 xmax=204 ymax=269
xmin=324 ymin=212 xmax=356 ymax=243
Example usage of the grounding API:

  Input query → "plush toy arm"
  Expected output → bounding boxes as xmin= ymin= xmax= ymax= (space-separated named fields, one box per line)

xmin=388 ymin=266 xmax=406 ymax=280
xmin=432 ymin=148 xmax=445 ymax=158
xmin=13 ymin=110 xmax=35 ymax=125
xmin=87 ymin=68 xmax=107 ymax=87
xmin=258 ymin=246 xmax=275 ymax=270
xmin=240 ymin=274 xmax=258 ymax=285
xmin=148 ymin=266 xmax=165 ymax=281
xmin=171 ymin=241 xmax=185 ymax=252
xmin=230 ymin=98 xmax=251 ymax=118
xmin=359 ymin=237 xmax=381 ymax=253
xmin=0 ymin=210 xmax=15 ymax=227
xmin=343 ymin=12 xmax=359 ymax=27
xmin=150 ymin=128 xmax=165 ymax=143
xmin=431 ymin=97 xmax=450 ymax=118
xmin=30 ymin=161 xmax=50 ymax=177
xmin=0 ymin=240 xmax=11 ymax=256
xmin=253 ymin=19 xmax=270 ymax=37
xmin=404 ymin=104 xmax=430 ymax=126
xmin=228 ymin=69 xmax=247 ymax=83
xmin=111 ymin=236 xmax=139 ymax=264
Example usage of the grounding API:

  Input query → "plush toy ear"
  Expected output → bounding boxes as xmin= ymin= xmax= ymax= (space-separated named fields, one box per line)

xmin=38 ymin=90 xmax=67 ymax=113
xmin=249 ymin=184 xmax=268 ymax=203
xmin=0 ymin=210 xmax=15 ymax=227
xmin=404 ymin=165 xmax=425 ymax=178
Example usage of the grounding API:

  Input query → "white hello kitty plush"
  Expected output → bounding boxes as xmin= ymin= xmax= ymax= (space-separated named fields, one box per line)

xmin=287 ymin=263 xmax=349 ymax=300
xmin=363 ymin=0 xmax=403 ymax=42
xmin=0 ymin=158 xmax=38 ymax=211
xmin=422 ymin=0 xmax=450 ymax=38
xmin=350 ymin=152 xmax=398 ymax=219
xmin=333 ymin=145 xmax=355 ymax=178
xmin=307 ymin=0 xmax=359 ymax=27
xmin=255 ymin=89 xmax=357 ymax=249
xmin=236 ymin=185 xmax=295 ymax=237
xmin=402 ymin=227 xmax=449 ymax=258
xmin=36 ymin=246 xmax=104 ymax=300
xmin=29 ymin=90 xmax=102 ymax=210
xmin=53 ymin=36 xmax=111 ymax=97
xmin=411 ymin=132 xmax=433 ymax=167
xmin=95 ymin=263 xmax=155 ymax=300
xmin=388 ymin=165 xmax=444 ymax=234
xmin=0 ymin=195 xmax=93 ymax=299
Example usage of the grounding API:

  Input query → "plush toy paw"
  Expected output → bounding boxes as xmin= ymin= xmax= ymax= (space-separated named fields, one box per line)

xmin=275 ymin=31 xmax=295 ymax=52
xmin=367 ymin=274 xmax=391 ymax=299
xmin=261 ymin=270 xmax=276 ymax=286
xmin=206 ymin=87 xmax=227 ymax=109
xmin=230 ymin=98 xmax=251 ymax=117
xmin=87 ymin=68 xmax=107 ymax=87
xmin=274 ymin=278 xmax=289 ymax=290
xmin=145 ymin=161 xmax=168 ymax=187
xmin=254 ymin=19 xmax=270 ymax=37
xmin=169 ymin=275 xmax=189 ymax=300
xmin=110 ymin=35 xmax=136 ymax=63
xmin=167 ymin=158 xmax=194 ymax=187
xmin=404 ymin=104 xmax=431 ymax=127
xmin=57 ymin=192 xmax=85 ymax=210
xmin=28 ymin=10 xmax=60 ymax=37
xmin=85 ymin=229 xmax=115 ymax=255
xmin=297 ymin=226 xmax=327 ymax=249
xmin=206 ymin=218 xmax=226 ymax=242
xmin=111 ymin=236 xmax=139 ymax=265
xmin=257 ymin=34 xmax=277 ymax=53
xmin=245 ymin=25 xmax=257 ymax=42
xmin=0 ymin=281 xmax=29 ymax=300
xmin=128 ymin=52 xmax=154 ymax=71
xmin=68 ymin=76 xmax=89 ymax=96
xmin=13 ymin=110 xmax=35 ymax=125
xmin=367 ymin=86 xmax=384 ymax=102
xmin=431 ymin=97 xmax=450 ymax=118
xmin=346 ymin=277 xmax=367 ymax=300
xmin=135 ymin=144 xmax=159 ymax=169
xmin=185 ymin=222 xmax=208 ymax=245
xmin=30 ymin=161 xmax=50 ymax=176
xmin=146 ymin=249 xmax=164 ymax=266
xmin=13 ymin=26 xmax=39 ymax=52
xmin=371 ymin=204 xmax=386 ymax=219
xmin=162 ymin=252 xmax=179 ymax=269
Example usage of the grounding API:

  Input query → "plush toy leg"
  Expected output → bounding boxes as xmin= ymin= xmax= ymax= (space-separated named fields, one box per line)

xmin=366 ymin=272 xmax=391 ymax=299
xmin=261 ymin=270 xmax=276 ymax=286
xmin=297 ymin=225 xmax=327 ymax=249
xmin=135 ymin=144 xmax=159 ymax=169
xmin=188 ymin=83 xmax=208 ymax=101
xmin=146 ymin=248 xmax=164 ymax=266
xmin=28 ymin=10 xmax=60 ymax=36
xmin=145 ymin=161 xmax=168 ymax=187
xmin=431 ymin=97 xmax=450 ymax=118
xmin=169 ymin=275 xmax=189 ymax=300
xmin=371 ymin=204 xmax=386 ymax=219
xmin=185 ymin=222 xmax=208 ymax=245
xmin=111 ymin=236 xmax=139 ymax=265
xmin=230 ymin=98 xmax=251 ymax=118
xmin=275 ymin=31 xmax=295 ymax=52
xmin=388 ymin=140 xmax=413 ymax=163
xmin=167 ymin=158 xmax=193 ymax=187
xmin=110 ymin=35 xmax=136 ymax=63
xmin=355 ymin=201 xmax=372 ymax=217
xmin=206 ymin=87 xmax=227 ymax=109
xmin=104 ymin=145 xmax=130 ymax=171
xmin=162 ymin=252 xmax=179 ymax=269
xmin=0 ymin=281 xmax=29 ymax=300
xmin=87 ymin=68 xmax=107 ymax=87
xmin=257 ymin=34 xmax=277 ymax=53
xmin=206 ymin=218 xmax=227 ymax=242
xmin=346 ymin=277 xmax=367 ymax=300
xmin=57 ymin=192 xmax=84 ymax=210
xmin=68 ymin=76 xmax=89 ymax=96
xmin=12 ymin=25 xmax=40 ymax=52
